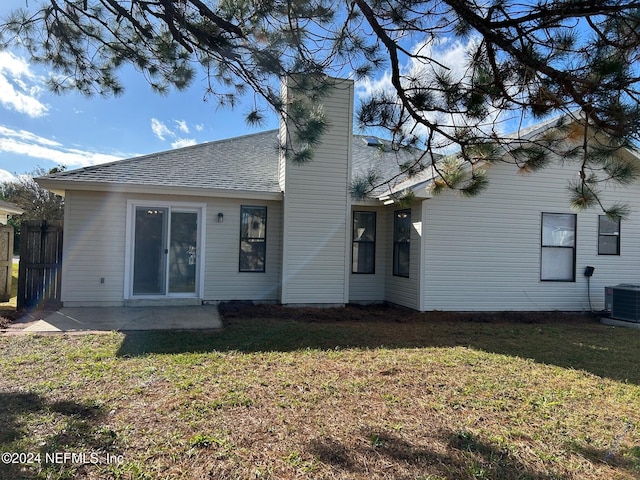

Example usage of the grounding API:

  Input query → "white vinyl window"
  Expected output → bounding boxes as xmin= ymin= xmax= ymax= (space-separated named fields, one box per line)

xmin=540 ymin=213 xmax=576 ymax=282
xmin=598 ymin=215 xmax=621 ymax=255
xmin=393 ymin=209 xmax=411 ymax=277
xmin=352 ymin=211 xmax=376 ymax=274
xmin=239 ymin=206 xmax=267 ymax=272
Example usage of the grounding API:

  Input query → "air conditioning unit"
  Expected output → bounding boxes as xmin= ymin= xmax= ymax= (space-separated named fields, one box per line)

xmin=605 ymin=284 xmax=640 ymax=322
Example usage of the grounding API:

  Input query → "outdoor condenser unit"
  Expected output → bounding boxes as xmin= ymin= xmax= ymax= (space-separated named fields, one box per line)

xmin=605 ymin=284 xmax=640 ymax=322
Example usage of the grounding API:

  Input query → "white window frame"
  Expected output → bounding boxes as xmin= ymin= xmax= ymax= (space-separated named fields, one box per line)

xmin=124 ymin=200 xmax=207 ymax=299
xmin=598 ymin=215 xmax=621 ymax=256
xmin=540 ymin=212 xmax=576 ymax=282
xmin=239 ymin=205 xmax=267 ymax=272
xmin=393 ymin=209 xmax=411 ymax=278
xmin=352 ymin=211 xmax=376 ymax=274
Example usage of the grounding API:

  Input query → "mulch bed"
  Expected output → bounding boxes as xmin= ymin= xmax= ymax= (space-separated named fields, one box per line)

xmin=0 ymin=308 xmax=23 ymax=329
xmin=218 ymin=301 xmax=593 ymax=324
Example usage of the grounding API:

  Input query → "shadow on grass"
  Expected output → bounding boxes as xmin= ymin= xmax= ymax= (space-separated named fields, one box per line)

xmin=307 ymin=427 xmax=558 ymax=479
xmin=0 ymin=392 xmax=117 ymax=480
xmin=571 ymin=443 xmax=640 ymax=471
xmin=115 ymin=304 xmax=640 ymax=385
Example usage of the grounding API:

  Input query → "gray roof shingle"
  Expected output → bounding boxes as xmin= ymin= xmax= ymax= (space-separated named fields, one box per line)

xmin=0 ymin=199 xmax=24 ymax=215
xmin=42 ymin=131 xmax=282 ymax=193
xmin=40 ymin=130 xmax=428 ymax=197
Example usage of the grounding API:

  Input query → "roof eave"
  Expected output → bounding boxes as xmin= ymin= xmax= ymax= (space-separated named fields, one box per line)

xmin=351 ymin=197 xmax=384 ymax=207
xmin=377 ymin=181 xmax=433 ymax=205
xmin=0 ymin=207 xmax=24 ymax=215
xmin=36 ymin=179 xmax=283 ymax=201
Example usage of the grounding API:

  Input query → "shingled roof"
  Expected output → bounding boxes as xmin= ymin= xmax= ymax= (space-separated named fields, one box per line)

xmin=38 ymin=130 xmax=428 ymax=200
xmin=0 ymin=199 xmax=24 ymax=215
xmin=39 ymin=131 xmax=282 ymax=196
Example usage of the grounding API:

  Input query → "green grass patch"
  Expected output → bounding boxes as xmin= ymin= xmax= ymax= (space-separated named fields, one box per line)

xmin=1 ymin=307 xmax=639 ymax=479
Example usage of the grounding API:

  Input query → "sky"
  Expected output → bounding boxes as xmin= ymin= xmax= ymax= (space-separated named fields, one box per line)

xmin=0 ymin=37 xmax=285 ymax=184
xmin=0 ymin=1 xmax=531 ymax=184
xmin=0 ymin=2 xmax=288 ymax=183
xmin=0 ymin=45 xmax=280 ymax=181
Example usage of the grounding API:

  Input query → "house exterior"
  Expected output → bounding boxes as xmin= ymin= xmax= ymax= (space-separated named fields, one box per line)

xmin=0 ymin=200 xmax=24 ymax=225
xmin=37 ymin=77 xmax=640 ymax=312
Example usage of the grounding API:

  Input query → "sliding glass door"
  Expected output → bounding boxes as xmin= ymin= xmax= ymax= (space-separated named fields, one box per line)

xmin=133 ymin=207 xmax=168 ymax=295
xmin=168 ymin=211 xmax=198 ymax=293
xmin=132 ymin=206 xmax=200 ymax=297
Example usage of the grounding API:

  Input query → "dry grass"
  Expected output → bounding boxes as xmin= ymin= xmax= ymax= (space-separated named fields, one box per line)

xmin=0 ymin=304 xmax=639 ymax=479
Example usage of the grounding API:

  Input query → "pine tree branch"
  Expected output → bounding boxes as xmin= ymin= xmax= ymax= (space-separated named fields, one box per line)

xmin=354 ymin=0 xmax=461 ymax=146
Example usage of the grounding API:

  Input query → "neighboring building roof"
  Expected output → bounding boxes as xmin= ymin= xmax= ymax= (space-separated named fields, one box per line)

xmin=0 ymin=199 xmax=24 ymax=215
xmin=37 ymin=130 xmax=430 ymax=201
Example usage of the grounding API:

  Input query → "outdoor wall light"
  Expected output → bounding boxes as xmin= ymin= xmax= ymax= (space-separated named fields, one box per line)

xmin=218 ymin=212 xmax=224 ymax=223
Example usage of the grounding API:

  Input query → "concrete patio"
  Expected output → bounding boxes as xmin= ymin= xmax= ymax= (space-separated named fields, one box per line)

xmin=2 ymin=305 xmax=223 ymax=334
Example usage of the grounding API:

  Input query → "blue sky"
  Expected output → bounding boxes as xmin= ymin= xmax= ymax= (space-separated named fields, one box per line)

xmin=0 ymin=8 xmax=284 ymax=182
xmin=0 ymin=1 xmax=287 ymax=182
xmin=0 ymin=46 xmax=280 ymax=180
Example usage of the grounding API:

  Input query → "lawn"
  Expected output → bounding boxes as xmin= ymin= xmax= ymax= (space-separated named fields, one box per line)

xmin=0 ymin=305 xmax=639 ymax=479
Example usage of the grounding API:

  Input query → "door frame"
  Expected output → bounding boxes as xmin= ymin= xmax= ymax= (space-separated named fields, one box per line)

xmin=124 ymin=199 xmax=206 ymax=300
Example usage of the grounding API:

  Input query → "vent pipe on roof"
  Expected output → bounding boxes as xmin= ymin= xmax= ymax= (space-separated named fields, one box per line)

xmin=364 ymin=137 xmax=384 ymax=147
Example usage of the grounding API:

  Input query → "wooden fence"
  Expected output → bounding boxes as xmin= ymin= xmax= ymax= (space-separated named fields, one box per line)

xmin=17 ymin=221 xmax=63 ymax=309
xmin=0 ymin=225 xmax=14 ymax=302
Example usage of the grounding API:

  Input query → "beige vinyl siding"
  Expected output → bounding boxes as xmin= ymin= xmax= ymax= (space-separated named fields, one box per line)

xmin=422 ymin=158 xmax=640 ymax=311
xmin=203 ymin=199 xmax=282 ymax=301
xmin=349 ymin=206 xmax=387 ymax=303
xmin=278 ymin=97 xmax=287 ymax=192
xmin=385 ymin=202 xmax=422 ymax=309
xmin=280 ymin=78 xmax=353 ymax=305
xmin=61 ymin=191 xmax=282 ymax=306
xmin=61 ymin=190 xmax=127 ymax=306
xmin=124 ymin=194 xmax=282 ymax=302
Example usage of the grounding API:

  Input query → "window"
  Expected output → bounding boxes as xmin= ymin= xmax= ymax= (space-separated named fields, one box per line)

xmin=598 ymin=215 xmax=620 ymax=255
xmin=393 ymin=209 xmax=411 ymax=277
xmin=540 ymin=213 xmax=576 ymax=281
xmin=352 ymin=212 xmax=376 ymax=274
xmin=127 ymin=201 xmax=203 ymax=298
xmin=239 ymin=206 xmax=267 ymax=272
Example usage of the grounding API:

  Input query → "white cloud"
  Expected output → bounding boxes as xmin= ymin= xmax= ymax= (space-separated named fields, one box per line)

xmin=0 ymin=169 xmax=16 ymax=183
xmin=355 ymin=36 xmax=517 ymax=151
xmin=195 ymin=124 xmax=204 ymax=132
xmin=356 ymin=70 xmax=393 ymax=101
xmin=0 ymin=51 xmax=48 ymax=117
xmin=151 ymin=118 xmax=173 ymax=141
xmin=175 ymin=120 xmax=190 ymax=134
xmin=0 ymin=125 xmax=124 ymax=169
xmin=0 ymin=126 xmax=62 ymax=148
xmin=151 ymin=118 xmax=198 ymax=149
xmin=0 ymin=50 xmax=34 ymax=78
xmin=171 ymin=138 xmax=196 ymax=149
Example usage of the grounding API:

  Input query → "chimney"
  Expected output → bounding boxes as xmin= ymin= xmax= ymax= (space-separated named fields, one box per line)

xmin=279 ymin=76 xmax=354 ymax=305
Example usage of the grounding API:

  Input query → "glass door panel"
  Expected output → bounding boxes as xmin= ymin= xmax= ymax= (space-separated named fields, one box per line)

xmin=168 ymin=211 xmax=198 ymax=293
xmin=133 ymin=207 xmax=167 ymax=295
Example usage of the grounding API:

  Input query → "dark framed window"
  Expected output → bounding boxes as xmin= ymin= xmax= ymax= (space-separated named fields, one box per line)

xmin=598 ymin=215 xmax=621 ymax=255
xmin=239 ymin=206 xmax=267 ymax=272
xmin=352 ymin=211 xmax=376 ymax=274
xmin=393 ymin=209 xmax=411 ymax=277
xmin=540 ymin=212 xmax=576 ymax=282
